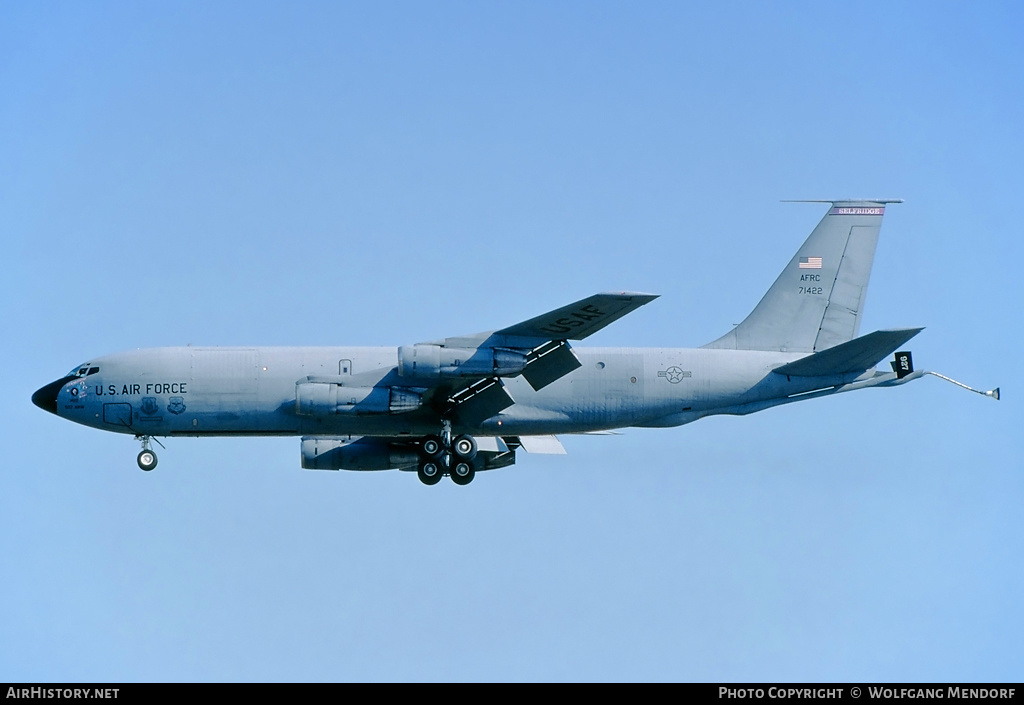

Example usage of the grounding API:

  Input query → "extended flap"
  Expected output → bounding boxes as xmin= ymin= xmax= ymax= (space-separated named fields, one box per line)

xmin=517 ymin=435 xmax=567 ymax=455
xmin=451 ymin=378 xmax=515 ymax=424
xmin=523 ymin=340 xmax=583 ymax=390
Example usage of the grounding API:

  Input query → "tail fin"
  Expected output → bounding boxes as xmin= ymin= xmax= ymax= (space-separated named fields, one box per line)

xmin=704 ymin=200 xmax=901 ymax=353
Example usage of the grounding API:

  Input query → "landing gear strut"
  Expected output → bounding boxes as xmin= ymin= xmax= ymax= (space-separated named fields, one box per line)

xmin=417 ymin=421 xmax=477 ymax=486
xmin=135 ymin=435 xmax=162 ymax=472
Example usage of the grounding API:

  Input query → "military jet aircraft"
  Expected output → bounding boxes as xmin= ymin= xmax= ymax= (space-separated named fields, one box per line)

xmin=32 ymin=200 xmax=998 ymax=485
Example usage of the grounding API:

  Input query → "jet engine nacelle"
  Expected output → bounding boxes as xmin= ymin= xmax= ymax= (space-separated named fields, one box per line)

xmin=397 ymin=344 xmax=528 ymax=379
xmin=301 ymin=437 xmax=420 ymax=471
xmin=295 ymin=381 xmax=422 ymax=416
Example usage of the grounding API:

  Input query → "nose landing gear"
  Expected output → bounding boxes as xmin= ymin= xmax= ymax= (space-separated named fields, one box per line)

xmin=135 ymin=435 xmax=163 ymax=471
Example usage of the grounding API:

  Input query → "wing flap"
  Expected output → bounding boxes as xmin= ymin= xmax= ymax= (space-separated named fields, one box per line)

xmin=522 ymin=340 xmax=583 ymax=390
xmin=450 ymin=378 xmax=515 ymax=424
xmin=516 ymin=435 xmax=567 ymax=455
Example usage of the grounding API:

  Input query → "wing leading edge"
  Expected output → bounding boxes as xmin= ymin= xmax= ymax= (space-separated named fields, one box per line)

xmin=493 ymin=291 xmax=659 ymax=341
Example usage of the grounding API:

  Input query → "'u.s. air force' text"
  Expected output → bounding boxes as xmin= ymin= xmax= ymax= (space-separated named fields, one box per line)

xmin=94 ymin=382 xmax=188 ymax=396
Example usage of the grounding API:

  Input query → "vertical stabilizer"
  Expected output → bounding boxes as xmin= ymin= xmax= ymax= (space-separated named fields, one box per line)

xmin=704 ymin=200 xmax=899 ymax=353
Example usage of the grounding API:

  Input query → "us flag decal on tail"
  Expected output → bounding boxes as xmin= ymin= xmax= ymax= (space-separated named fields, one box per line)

xmin=798 ymin=256 xmax=822 ymax=269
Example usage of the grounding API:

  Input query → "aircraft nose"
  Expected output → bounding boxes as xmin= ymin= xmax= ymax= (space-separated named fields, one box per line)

xmin=32 ymin=377 xmax=73 ymax=415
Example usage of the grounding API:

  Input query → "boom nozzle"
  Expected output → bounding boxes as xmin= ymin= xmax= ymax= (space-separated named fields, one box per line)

xmin=924 ymin=371 xmax=1000 ymax=401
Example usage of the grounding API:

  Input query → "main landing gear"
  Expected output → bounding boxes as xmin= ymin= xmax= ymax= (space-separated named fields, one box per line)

xmin=135 ymin=435 xmax=163 ymax=472
xmin=417 ymin=421 xmax=478 ymax=486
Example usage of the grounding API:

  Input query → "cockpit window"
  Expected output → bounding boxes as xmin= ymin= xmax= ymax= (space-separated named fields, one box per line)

xmin=67 ymin=365 xmax=99 ymax=378
xmin=88 ymin=367 xmax=99 ymax=376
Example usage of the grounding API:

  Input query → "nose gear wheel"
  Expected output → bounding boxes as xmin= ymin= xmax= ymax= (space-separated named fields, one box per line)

xmin=137 ymin=450 xmax=157 ymax=471
xmin=134 ymin=435 xmax=162 ymax=471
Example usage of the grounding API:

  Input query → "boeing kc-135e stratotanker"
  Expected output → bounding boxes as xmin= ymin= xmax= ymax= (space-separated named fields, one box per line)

xmin=32 ymin=201 xmax=999 ymax=485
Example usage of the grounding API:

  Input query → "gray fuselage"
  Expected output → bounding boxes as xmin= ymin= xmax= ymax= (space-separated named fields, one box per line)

xmin=51 ymin=345 xmax=866 ymax=439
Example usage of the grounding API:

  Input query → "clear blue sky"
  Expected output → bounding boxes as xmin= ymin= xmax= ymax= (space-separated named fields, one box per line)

xmin=2 ymin=0 xmax=1021 ymax=682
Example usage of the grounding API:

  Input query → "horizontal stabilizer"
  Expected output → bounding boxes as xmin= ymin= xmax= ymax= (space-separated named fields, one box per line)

xmin=773 ymin=328 xmax=924 ymax=377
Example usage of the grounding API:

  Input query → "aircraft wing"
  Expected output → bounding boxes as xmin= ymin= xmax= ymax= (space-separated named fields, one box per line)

xmin=301 ymin=435 xmax=516 ymax=471
xmin=402 ymin=291 xmax=659 ymax=420
xmin=490 ymin=291 xmax=657 ymax=393
xmin=493 ymin=291 xmax=659 ymax=341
